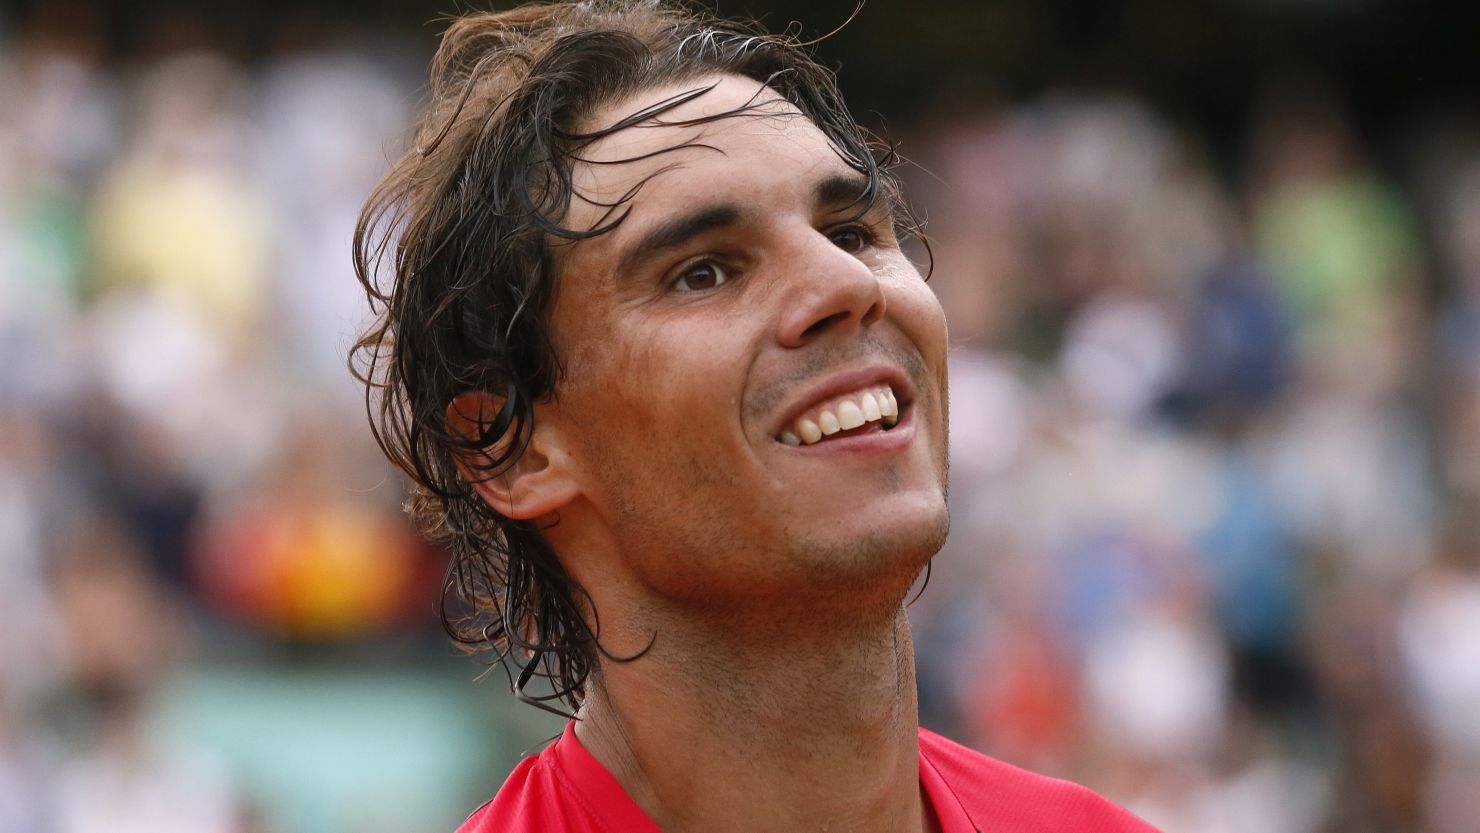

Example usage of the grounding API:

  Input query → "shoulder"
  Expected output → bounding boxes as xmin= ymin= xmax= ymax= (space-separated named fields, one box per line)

xmin=918 ymin=729 xmax=1161 ymax=833
xmin=455 ymin=745 xmax=588 ymax=833
xmin=454 ymin=722 xmax=659 ymax=833
xmin=455 ymin=754 xmax=546 ymax=833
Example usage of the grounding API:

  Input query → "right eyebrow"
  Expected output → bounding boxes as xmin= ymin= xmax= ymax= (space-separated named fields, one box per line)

xmin=614 ymin=203 xmax=743 ymax=278
xmin=815 ymin=172 xmax=875 ymax=212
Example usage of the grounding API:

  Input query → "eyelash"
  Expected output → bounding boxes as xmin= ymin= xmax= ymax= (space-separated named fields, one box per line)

xmin=665 ymin=222 xmax=881 ymax=294
xmin=671 ymin=259 xmax=731 ymax=293
xmin=827 ymin=222 xmax=878 ymax=254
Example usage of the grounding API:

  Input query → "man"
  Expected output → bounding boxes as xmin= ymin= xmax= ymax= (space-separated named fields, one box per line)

xmin=352 ymin=2 xmax=1159 ymax=831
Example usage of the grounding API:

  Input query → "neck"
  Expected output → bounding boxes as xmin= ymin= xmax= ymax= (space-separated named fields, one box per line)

xmin=575 ymin=601 xmax=932 ymax=833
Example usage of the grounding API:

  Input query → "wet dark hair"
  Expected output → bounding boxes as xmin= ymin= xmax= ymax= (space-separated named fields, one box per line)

xmin=351 ymin=0 xmax=911 ymax=714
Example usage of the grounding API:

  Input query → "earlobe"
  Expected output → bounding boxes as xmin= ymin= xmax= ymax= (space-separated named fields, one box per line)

xmin=446 ymin=391 xmax=580 ymax=521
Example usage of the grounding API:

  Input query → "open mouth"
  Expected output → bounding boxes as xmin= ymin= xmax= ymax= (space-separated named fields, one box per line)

xmin=775 ymin=384 xmax=904 ymax=446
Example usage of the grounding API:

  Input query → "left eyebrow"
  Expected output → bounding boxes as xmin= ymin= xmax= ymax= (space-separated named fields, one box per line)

xmin=615 ymin=203 xmax=743 ymax=278
xmin=610 ymin=172 xmax=880 ymax=279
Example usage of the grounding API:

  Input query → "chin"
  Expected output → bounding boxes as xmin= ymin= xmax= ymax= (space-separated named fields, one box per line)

xmin=791 ymin=495 xmax=950 ymax=590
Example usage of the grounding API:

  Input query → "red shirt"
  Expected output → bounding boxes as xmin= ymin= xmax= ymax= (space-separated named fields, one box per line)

xmin=456 ymin=722 xmax=1160 ymax=832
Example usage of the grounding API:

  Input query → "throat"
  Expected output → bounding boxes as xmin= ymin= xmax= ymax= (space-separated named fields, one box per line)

xmin=580 ymin=608 xmax=925 ymax=833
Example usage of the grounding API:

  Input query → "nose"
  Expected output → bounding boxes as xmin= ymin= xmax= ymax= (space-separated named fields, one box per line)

xmin=775 ymin=231 xmax=887 ymax=348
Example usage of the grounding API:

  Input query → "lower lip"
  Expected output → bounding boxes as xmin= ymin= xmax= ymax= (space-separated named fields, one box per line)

xmin=777 ymin=405 xmax=916 ymax=456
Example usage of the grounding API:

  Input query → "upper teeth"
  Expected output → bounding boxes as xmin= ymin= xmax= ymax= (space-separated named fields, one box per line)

xmin=777 ymin=385 xmax=900 ymax=446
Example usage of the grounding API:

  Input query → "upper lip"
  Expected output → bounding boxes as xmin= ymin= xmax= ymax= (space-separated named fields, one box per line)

xmin=770 ymin=362 xmax=915 ymax=437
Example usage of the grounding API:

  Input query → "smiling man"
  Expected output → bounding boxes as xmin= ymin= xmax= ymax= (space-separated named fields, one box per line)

xmin=352 ymin=2 xmax=1157 ymax=832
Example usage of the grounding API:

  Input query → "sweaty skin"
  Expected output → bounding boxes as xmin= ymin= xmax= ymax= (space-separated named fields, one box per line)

xmin=483 ymin=75 xmax=952 ymax=833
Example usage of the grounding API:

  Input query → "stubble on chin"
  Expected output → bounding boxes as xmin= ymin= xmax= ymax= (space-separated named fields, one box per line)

xmin=780 ymin=502 xmax=950 ymax=616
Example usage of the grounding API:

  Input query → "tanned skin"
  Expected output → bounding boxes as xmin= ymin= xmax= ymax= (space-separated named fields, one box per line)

xmin=457 ymin=75 xmax=951 ymax=833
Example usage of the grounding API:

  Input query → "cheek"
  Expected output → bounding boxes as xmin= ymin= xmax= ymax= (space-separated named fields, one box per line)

xmin=884 ymin=267 xmax=950 ymax=358
xmin=608 ymin=316 xmax=742 ymax=417
xmin=883 ymin=268 xmax=951 ymax=439
xmin=564 ymin=312 xmax=754 ymax=478
xmin=570 ymin=317 xmax=771 ymax=582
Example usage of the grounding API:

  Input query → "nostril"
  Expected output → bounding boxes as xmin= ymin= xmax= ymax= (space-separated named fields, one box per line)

xmin=802 ymin=311 xmax=850 ymax=339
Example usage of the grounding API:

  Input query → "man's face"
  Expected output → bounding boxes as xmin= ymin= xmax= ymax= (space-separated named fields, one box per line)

xmin=539 ymin=75 xmax=949 ymax=609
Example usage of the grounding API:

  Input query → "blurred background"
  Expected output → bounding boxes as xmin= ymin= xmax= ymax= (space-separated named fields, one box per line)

xmin=1 ymin=0 xmax=1478 ymax=831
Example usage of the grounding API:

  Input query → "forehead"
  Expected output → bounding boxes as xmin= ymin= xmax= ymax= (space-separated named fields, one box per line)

xmin=562 ymin=74 xmax=851 ymax=247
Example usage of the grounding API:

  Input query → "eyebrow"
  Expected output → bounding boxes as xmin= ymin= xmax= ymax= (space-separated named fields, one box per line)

xmin=615 ymin=203 xmax=742 ymax=277
xmin=815 ymin=172 xmax=873 ymax=211
xmin=611 ymin=171 xmax=880 ymax=279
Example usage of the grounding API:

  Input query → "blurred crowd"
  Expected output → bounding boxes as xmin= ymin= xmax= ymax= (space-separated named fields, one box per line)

xmin=2 ymin=11 xmax=1479 ymax=833
xmin=0 ymin=22 xmax=445 ymax=833
xmin=908 ymin=82 xmax=1480 ymax=833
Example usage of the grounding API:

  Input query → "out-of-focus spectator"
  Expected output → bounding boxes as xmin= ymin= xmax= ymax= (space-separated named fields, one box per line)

xmin=46 ymin=518 xmax=242 ymax=833
xmin=0 ymin=16 xmax=463 ymax=833
xmin=89 ymin=52 xmax=267 ymax=337
xmin=193 ymin=421 xmax=437 ymax=639
xmin=1248 ymin=81 xmax=1424 ymax=369
xmin=254 ymin=48 xmax=410 ymax=400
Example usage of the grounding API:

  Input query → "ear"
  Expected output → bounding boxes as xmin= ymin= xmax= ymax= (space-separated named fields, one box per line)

xmin=446 ymin=390 xmax=580 ymax=521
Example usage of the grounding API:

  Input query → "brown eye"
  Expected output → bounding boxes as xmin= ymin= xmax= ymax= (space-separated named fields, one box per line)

xmin=673 ymin=261 xmax=729 ymax=292
xmin=829 ymin=226 xmax=870 ymax=254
